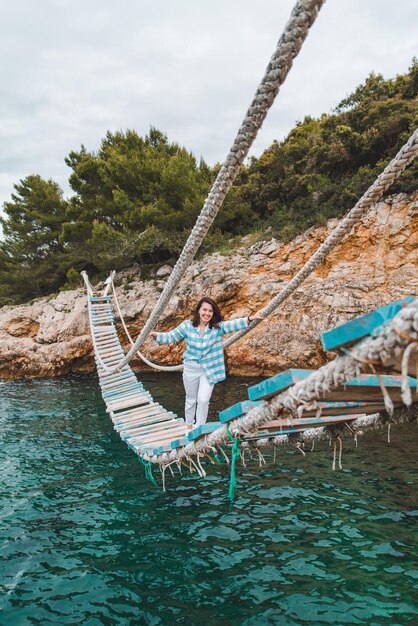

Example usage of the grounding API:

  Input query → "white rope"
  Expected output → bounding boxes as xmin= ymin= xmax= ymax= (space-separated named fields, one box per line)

xmin=401 ymin=342 xmax=417 ymax=405
xmin=80 ymin=271 xmax=96 ymax=297
xmin=110 ymin=276 xmax=183 ymax=372
xmin=92 ymin=0 xmax=326 ymax=374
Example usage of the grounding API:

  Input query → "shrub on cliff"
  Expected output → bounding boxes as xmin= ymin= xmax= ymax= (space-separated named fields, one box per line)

xmin=220 ymin=58 xmax=418 ymax=240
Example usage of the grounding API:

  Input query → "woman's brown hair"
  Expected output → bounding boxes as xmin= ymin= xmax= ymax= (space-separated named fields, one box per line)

xmin=192 ymin=297 xmax=223 ymax=329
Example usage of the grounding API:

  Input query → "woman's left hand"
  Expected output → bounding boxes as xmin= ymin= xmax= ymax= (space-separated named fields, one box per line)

xmin=248 ymin=310 xmax=264 ymax=322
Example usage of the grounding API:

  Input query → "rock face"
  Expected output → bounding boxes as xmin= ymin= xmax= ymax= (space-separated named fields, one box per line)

xmin=0 ymin=193 xmax=417 ymax=380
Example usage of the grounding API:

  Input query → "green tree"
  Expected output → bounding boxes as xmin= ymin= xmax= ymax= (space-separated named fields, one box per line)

xmin=61 ymin=127 xmax=212 ymax=269
xmin=226 ymin=59 xmax=418 ymax=239
xmin=0 ymin=175 xmax=67 ymax=303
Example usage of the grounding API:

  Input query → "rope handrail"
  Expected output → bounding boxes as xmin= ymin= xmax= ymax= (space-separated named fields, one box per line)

xmin=110 ymin=276 xmax=183 ymax=372
xmin=81 ymin=271 xmax=96 ymax=298
xmin=95 ymin=0 xmax=326 ymax=374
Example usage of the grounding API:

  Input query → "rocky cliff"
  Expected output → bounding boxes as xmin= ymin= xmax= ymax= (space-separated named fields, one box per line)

xmin=0 ymin=192 xmax=417 ymax=380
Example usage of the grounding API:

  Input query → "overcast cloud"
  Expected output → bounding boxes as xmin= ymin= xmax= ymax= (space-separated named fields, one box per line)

xmin=1 ymin=0 xmax=417 ymax=210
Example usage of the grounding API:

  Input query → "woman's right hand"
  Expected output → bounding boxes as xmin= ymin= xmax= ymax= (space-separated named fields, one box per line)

xmin=150 ymin=331 xmax=158 ymax=338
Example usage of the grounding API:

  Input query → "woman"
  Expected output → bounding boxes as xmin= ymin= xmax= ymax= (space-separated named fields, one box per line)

xmin=150 ymin=297 xmax=263 ymax=432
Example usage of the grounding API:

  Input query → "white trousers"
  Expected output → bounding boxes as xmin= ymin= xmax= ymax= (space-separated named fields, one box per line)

xmin=182 ymin=361 xmax=214 ymax=426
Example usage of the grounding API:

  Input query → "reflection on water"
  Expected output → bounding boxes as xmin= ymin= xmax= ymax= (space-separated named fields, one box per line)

xmin=0 ymin=373 xmax=417 ymax=625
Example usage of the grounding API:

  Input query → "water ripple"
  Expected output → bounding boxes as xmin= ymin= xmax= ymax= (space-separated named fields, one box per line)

xmin=0 ymin=374 xmax=417 ymax=625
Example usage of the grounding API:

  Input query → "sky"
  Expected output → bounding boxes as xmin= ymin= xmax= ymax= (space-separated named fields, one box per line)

xmin=1 ymin=0 xmax=417 ymax=212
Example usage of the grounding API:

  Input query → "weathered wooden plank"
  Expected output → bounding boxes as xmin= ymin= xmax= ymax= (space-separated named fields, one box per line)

xmin=100 ymin=374 xmax=141 ymax=388
xmin=99 ymin=370 xmax=132 ymax=382
xmin=219 ymin=398 xmax=387 ymax=422
xmin=111 ymin=403 xmax=162 ymax=421
xmin=297 ymin=400 xmax=387 ymax=417
xmin=95 ymin=338 xmax=119 ymax=346
xmin=106 ymin=390 xmax=153 ymax=407
xmin=133 ymin=423 xmax=186 ymax=444
xmin=219 ymin=400 xmax=265 ymax=423
xmin=104 ymin=389 xmax=149 ymax=405
xmin=321 ymin=297 xmax=414 ymax=352
xmin=319 ymin=374 xmax=417 ymax=402
xmin=260 ymin=414 xmax=360 ymax=431
xmin=97 ymin=355 xmax=123 ymax=366
xmin=129 ymin=423 xmax=186 ymax=446
xmin=114 ymin=411 xmax=173 ymax=432
xmin=187 ymin=422 xmax=223 ymax=440
xmin=245 ymin=414 xmax=360 ymax=440
xmin=119 ymin=415 xmax=177 ymax=439
xmin=96 ymin=347 xmax=125 ymax=362
xmin=107 ymin=393 xmax=153 ymax=412
xmin=103 ymin=383 xmax=144 ymax=399
xmin=248 ymin=369 xmax=313 ymax=401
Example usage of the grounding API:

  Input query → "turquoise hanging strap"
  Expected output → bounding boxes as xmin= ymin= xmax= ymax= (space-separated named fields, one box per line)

xmin=140 ymin=456 xmax=159 ymax=488
xmin=212 ymin=450 xmax=222 ymax=464
xmin=226 ymin=424 xmax=241 ymax=504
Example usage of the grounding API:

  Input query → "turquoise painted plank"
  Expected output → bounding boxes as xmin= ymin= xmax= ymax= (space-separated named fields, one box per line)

xmin=248 ymin=369 xmax=313 ymax=401
xmin=345 ymin=374 xmax=416 ymax=389
xmin=297 ymin=400 xmax=386 ymax=417
xmin=320 ymin=374 xmax=417 ymax=402
xmin=187 ymin=422 xmax=222 ymax=441
xmin=170 ymin=436 xmax=189 ymax=449
xmin=245 ymin=414 xmax=360 ymax=439
xmin=152 ymin=444 xmax=173 ymax=455
xmin=321 ymin=297 xmax=414 ymax=351
xmin=219 ymin=400 xmax=265 ymax=423
xmin=245 ymin=427 xmax=310 ymax=439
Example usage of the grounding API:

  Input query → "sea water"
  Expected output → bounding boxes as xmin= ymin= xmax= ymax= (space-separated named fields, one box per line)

xmin=0 ymin=374 xmax=417 ymax=625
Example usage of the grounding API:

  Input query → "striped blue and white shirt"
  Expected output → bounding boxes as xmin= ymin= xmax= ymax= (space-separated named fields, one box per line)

xmin=155 ymin=317 xmax=249 ymax=385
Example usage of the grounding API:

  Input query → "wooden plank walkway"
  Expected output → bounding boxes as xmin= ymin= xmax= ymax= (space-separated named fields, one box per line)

xmin=88 ymin=295 xmax=186 ymax=458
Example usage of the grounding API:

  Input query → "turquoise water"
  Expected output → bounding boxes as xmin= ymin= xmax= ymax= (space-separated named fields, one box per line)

xmin=0 ymin=373 xmax=417 ymax=626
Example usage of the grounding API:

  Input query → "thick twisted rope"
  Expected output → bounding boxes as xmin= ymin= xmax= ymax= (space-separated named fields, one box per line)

xmin=233 ymin=402 xmax=417 ymax=453
xmin=224 ymin=126 xmax=418 ymax=348
xmin=149 ymin=297 xmax=418 ymax=465
xmin=96 ymin=0 xmax=325 ymax=374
